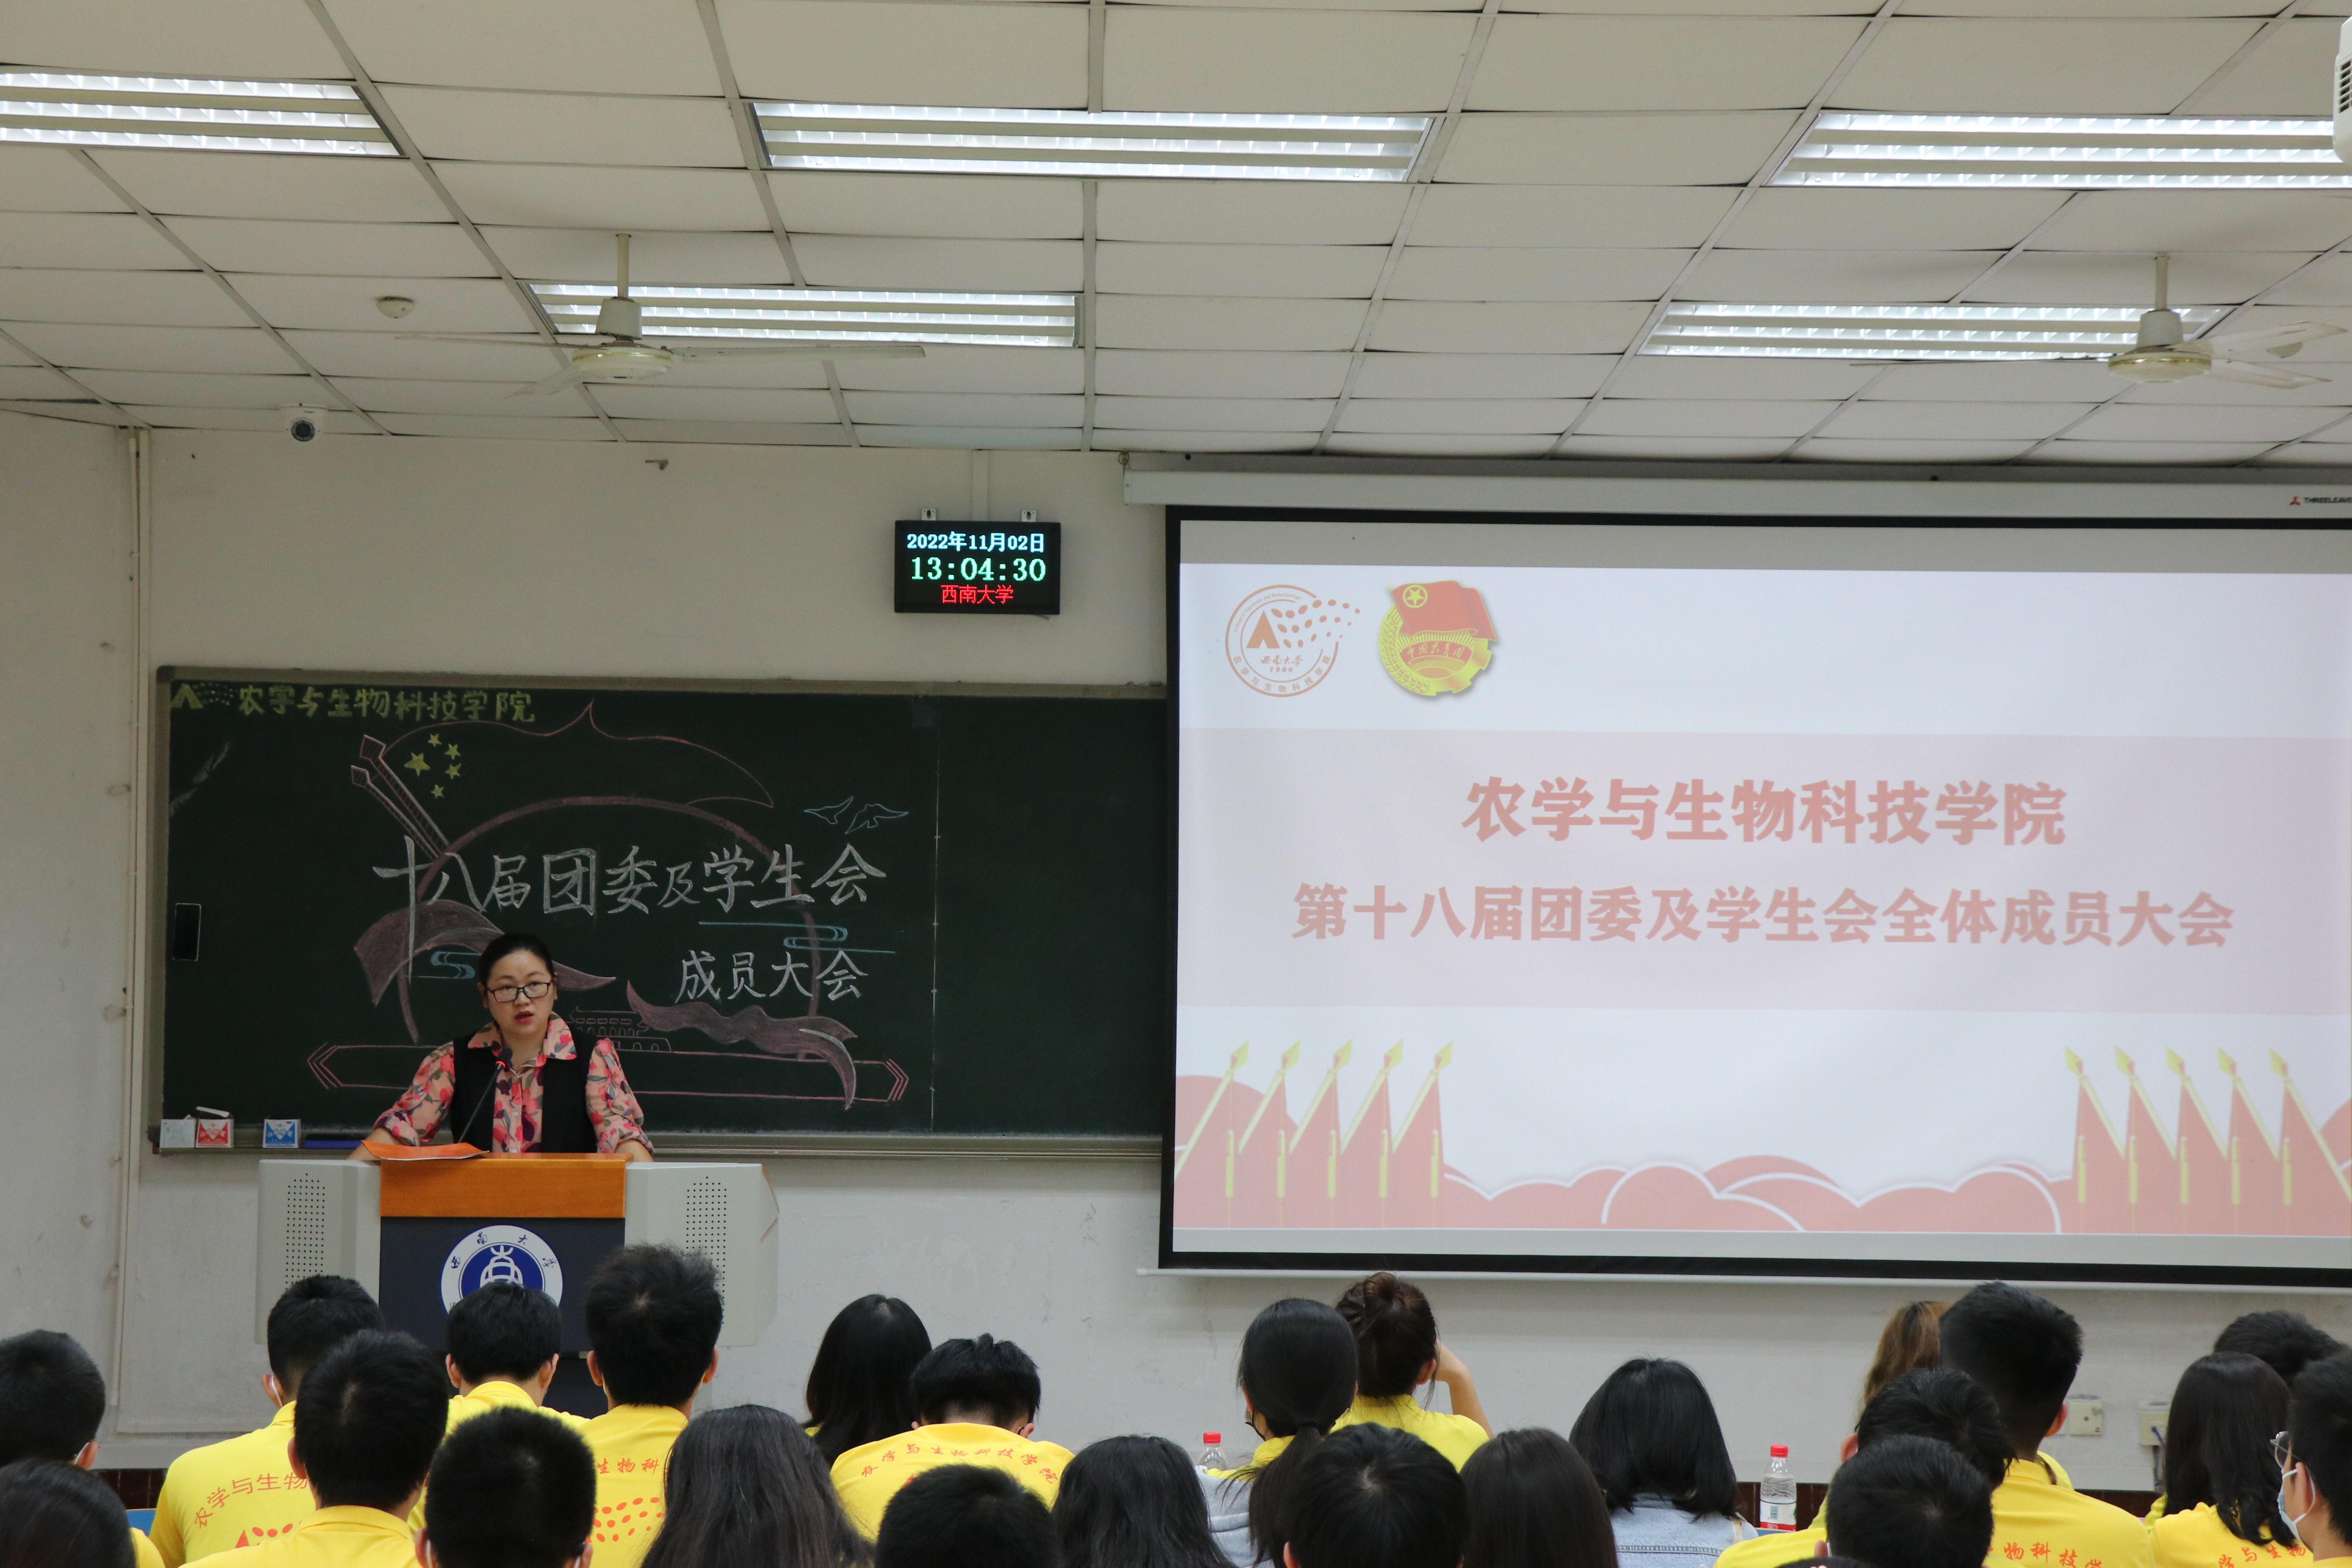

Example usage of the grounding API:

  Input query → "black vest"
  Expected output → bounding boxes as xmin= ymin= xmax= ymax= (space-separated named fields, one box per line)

xmin=448 ymin=1029 xmax=596 ymax=1153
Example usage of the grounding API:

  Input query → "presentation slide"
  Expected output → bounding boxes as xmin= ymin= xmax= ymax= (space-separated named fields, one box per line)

xmin=1169 ymin=516 xmax=2352 ymax=1281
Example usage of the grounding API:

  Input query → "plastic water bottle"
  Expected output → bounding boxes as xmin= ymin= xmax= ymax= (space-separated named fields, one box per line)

xmin=1200 ymin=1432 xmax=1228 ymax=1470
xmin=1759 ymin=1444 xmax=1797 ymax=1532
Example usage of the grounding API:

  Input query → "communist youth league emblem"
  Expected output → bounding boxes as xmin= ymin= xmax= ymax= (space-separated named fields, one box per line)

xmin=1225 ymin=585 xmax=1362 ymax=696
xmin=1379 ymin=580 xmax=1495 ymax=697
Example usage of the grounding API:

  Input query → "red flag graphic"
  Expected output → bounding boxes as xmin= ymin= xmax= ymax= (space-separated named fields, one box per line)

xmin=2118 ymin=1052 xmax=2178 ymax=1235
xmin=2222 ymin=1053 xmax=2281 ymax=1236
xmin=2272 ymin=1053 xmax=2352 ymax=1238
xmin=1391 ymin=1045 xmax=1452 ymax=1229
xmin=1392 ymin=581 xmax=1494 ymax=640
xmin=1337 ymin=1044 xmax=1403 ymax=1228
xmin=2169 ymin=1050 xmax=2234 ymax=1236
xmin=2065 ymin=1050 xmax=2129 ymax=1233
xmin=1232 ymin=1044 xmax=1300 ymax=1228
xmin=1287 ymin=1044 xmax=1351 ymax=1229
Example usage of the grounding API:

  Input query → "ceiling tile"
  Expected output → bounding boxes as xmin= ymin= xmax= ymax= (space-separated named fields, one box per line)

xmin=1971 ymin=251 xmax=2303 ymax=305
xmin=1792 ymin=439 xmax=2038 ymax=462
xmin=795 ymin=236 xmax=1082 ymax=292
xmin=1410 ymin=186 xmax=1736 ymax=248
xmin=336 ymin=377 xmax=577 ymax=416
xmin=2031 ymin=192 xmax=2352 ymax=253
xmin=834 ymin=345 xmax=1083 ymax=393
xmin=614 ymin=420 xmax=850 ymax=445
xmin=0 ymin=0 xmax=347 ymax=76
xmin=7 ymin=322 xmax=289 ymax=372
xmin=1557 ymin=434 xmax=1795 ymax=459
xmin=0 ymin=365 xmax=92 ymax=398
xmin=1103 ymin=10 xmax=1474 ymax=112
xmin=2064 ymin=403 xmax=2339 ymax=443
xmin=0 ymin=148 xmax=131 ymax=214
xmin=126 ymin=404 xmax=377 ymax=434
xmin=1092 ymin=350 xmax=1348 ymax=397
xmin=1350 ymin=351 xmax=1612 ymax=397
xmin=1327 ymin=432 xmax=1558 ymax=455
xmin=1579 ymin=397 xmax=1835 ymax=437
xmin=1338 ymin=397 xmax=1577 ymax=433
xmin=228 ymin=273 xmax=537 ymax=333
xmin=374 ymin=412 xmax=612 ymax=439
xmin=0 ymin=269 xmax=243 ymax=327
xmin=842 ymin=390 xmax=1082 ymax=426
xmin=433 ymin=165 xmax=768 ymax=230
xmin=2026 ymin=439 xmax=2277 ymax=463
xmin=585 ymin=385 xmax=843 ymax=422
xmin=1437 ymin=113 xmax=1796 ymax=185
xmin=1828 ymin=19 xmax=2261 ymax=113
xmin=380 ymin=88 xmax=744 ymax=168
xmin=1720 ymin=189 xmax=2070 ymax=251
xmin=1091 ymin=430 xmax=1313 ymax=454
xmin=1468 ymin=18 xmax=1863 ymax=111
xmin=1858 ymin=359 xmax=2131 ymax=400
xmin=857 ymin=424 xmax=1080 ymax=448
xmin=1816 ymin=399 xmax=2092 ymax=440
xmin=1371 ymin=299 xmax=1650 ymax=353
xmin=330 ymin=0 xmax=721 ymax=94
xmin=1907 ymin=0 xmax=2275 ymax=13
xmin=2256 ymin=256 xmax=2352 ymax=309
xmin=629 ymin=357 xmax=832 ymax=390
xmin=0 ymin=399 xmax=134 ymax=426
xmin=772 ymin=173 xmax=1082 ymax=239
xmin=0 ymin=213 xmax=186 ymax=270
xmin=720 ymin=0 xmax=1086 ymax=107
xmin=71 ymin=369 xmax=318 ymax=408
xmin=87 ymin=150 xmax=449 ymax=223
xmin=1511 ymin=0 xmax=1877 ymax=11
xmin=164 ymin=218 xmax=489 ymax=278
xmin=1387 ymin=247 xmax=1687 ymax=301
xmin=483 ymin=228 xmax=790 ymax=285
xmin=1096 ymin=182 xmax=1409 ymax=245
xmin=2249 ymin=444 xmax=2352 ymax=465
xmin=2189 ymin=17 xmax=2336 ymax=116
xmin=1609 ymin=356 xmax=1878 ymax=399
xmin=281 ymin=328 xmax=563 ymax=381
xmin=1090 ymin=395 xmax=1332 ymax=431
xmin=2110 ymin=374 xmax=2352 ymax=408
xmin=1096 ymin=243 xmax=1385 ymax=298
xmin=1096 ymin=296 xmax=1368 ymax=350
xmin=1686 ymin=249 xmax=1994 ymax=301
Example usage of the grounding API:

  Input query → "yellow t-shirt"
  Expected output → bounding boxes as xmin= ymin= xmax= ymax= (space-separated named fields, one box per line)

xmin=1332 ymin=1395 xmax=1488 ymax=1469
xmin=1715 ymin=1526 xmax=1828 ymax=1568
xmin=830 ymin=1422 xmax=1075 ymax=1540
xmin=185 ymin=1506 xmax=417 ymax=1568
xmin=1992 ymin=1457 xmax=2153 ymax=1568
xmin=150 ymin=1403 xmax=311 ymax=1566
xmin=2149 ymin=1503 xmax=2310 ymax=1568
xmin=410 ymin=1381 xmax=591 ymax=1531
xmin=581 ymin=1404 xmax=689 ymax=1568
xmin=133 ymin=1529 xmax=164 ymax=1568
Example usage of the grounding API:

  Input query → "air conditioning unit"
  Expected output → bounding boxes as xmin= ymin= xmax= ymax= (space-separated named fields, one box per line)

xmin=2337 ymin=18 xmax=2352 ymax=162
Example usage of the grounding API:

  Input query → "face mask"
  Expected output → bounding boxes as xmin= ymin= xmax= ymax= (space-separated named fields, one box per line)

xmin=2279 ymin=1465 xmax=2312 ymax=1541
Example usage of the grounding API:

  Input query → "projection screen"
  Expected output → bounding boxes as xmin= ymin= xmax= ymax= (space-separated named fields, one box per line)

xmin=1165 ymin=512 xmax=2352 ymax=1285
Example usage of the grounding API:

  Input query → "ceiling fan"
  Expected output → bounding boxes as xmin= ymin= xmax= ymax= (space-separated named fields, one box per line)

xmin=2106 ymin=254 xmax=2340 ymax=389
xmin=401 ymin=232 xmax=924 ymax=397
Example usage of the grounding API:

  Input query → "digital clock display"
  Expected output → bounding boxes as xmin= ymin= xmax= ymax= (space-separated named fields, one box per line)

xmin=893 ymin=521 xmax=1062 ymax=615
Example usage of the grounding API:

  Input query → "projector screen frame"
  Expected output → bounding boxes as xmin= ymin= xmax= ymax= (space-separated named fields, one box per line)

xmin=1157 ymin=503 xmax=2352 ymax=1289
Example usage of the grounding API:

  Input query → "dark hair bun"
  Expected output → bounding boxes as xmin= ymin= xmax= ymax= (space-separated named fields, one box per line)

xmin=1335 ymin=1272 xmax=1438 ymax=1399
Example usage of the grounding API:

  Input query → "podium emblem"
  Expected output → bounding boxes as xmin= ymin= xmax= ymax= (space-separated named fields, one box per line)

xmin=440 ymin=1224 xmax=565 ymax=1310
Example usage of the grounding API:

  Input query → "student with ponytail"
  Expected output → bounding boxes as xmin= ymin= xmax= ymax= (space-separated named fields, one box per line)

xmin=1332 ymin=1273 xmax=1490 ymax=1468
xmin=1198 ymin=1299 xmax=1360 ymax=1568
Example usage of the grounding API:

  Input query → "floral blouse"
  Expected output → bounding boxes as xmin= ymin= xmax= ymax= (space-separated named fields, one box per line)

xmin=373 ymin=1016 xmax=651 ymax=1154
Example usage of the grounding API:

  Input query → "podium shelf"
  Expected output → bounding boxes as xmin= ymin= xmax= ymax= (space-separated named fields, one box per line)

xmin=380 ymin=1154 xmax=626 ymax=1218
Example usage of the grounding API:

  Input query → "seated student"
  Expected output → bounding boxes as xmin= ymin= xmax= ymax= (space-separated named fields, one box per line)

xmin=642 ymin=1404 xmax=869 ymax=1568
xmin=1200 ymin=1298 xmax=1359 ymax=1568
xmin=806 ymin=1295 xmax=934 ymax=1469
xmin=581 ymin=1245 xmax=725 ymax=1568
xmin=832 ymin=1335 xmax=1074 ymax=1539
xmin=1331 ymin=1274 xmax=1489 ymax=1467
xmin=1280 ymin=1425 xmax=1466 ymax=1568
xmin=1820 ymin=1434 xmax=1993 ymax=1568
xmin=0 ymin=1459 xmax=137 ymax=1568
xmin=152 ymin=1275 xmax=382 ymax=1566
xmin=1936 ymin=1282 xmax=2152 ymax=1568
xmin=203 ymin=1330 xmax=448 ymax=1568
xmin=2218 ymin=1312 xmax=2347 ymax=1391
xmin=1460 ymin=1428 xmax=1618 ymax=1568
xmin=2150 ymin=1353 xmax=2310 ymax=1568
xmin=875 ymin=1465 xmax=1056 ymax=1568
xmin=1859 ymin=1303 xmax=1949 ymax=1413
xmin=1570 ymin=1359 xmax=1754 ymax=1568
xmin=443 ymin=1283 xmax=584 ymax=1430
xmin=418 ymin=1408 xmax=596 ymax=1568
xmin=2280 ymin=1351 xmax=2352 ymax=1568
xmin=0 ymin=1329 xmax=164 ymax=1568
xmin=1056 ymin=1436 xmax=1227 ymax=1568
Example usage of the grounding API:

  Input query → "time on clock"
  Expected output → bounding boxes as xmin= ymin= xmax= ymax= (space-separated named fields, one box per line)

xmin=893 ymin=521 xmax=1062 ymax=615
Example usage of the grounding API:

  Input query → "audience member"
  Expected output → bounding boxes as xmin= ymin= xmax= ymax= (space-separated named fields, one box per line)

xmin=644 ymin=1404 xmax=869 ymax=1568
xmin=1281 ymin=1425 xmax=1465 ymax=1568
xmin=1569 ymin=1358 xmax=1753 ymax=1568
xmin=1859 ymin=1302 xmax=1947 ymax=1415
xmin=1821 ymin=1434 xmax=1993 ymax=1568
xmin=1936 ymin=1282 xmax=2151 ymax=1568
xmin=875 ymin=1465 xmax=1058 ymax=1568
xmin=1460 ymin=1428 xmax=1617 ymax=1568
xmin=419 ymin=1407 xmax=596 ymax=1568
xmin=0 ymin=1329 xmax=162 ymax=1568
xmin=2218 ymin=1313 xmax=2348 ymax=1392
xmin=1332 ymin=1274 xmax=1489 ymax=1466
xmin=444 ymin=1282 xmax=582 ymax=1428
xmin=152 ymin=1275 xmax=381 ymax=1567
xmin=2150 ymin=1353 xmax=2309 ymax=1568
xmin=806 ymin=1295 xmax=934 ymax=1469
xmin=2281 ymin=1351 xmax=2352 ymax=1565
xmin=581 ymin=1244 xmax=725 ymax=1568
xmin=1198 ymin=1298 xmax=1359 ymax=1568
xmin=833 ymin=1334 xmax=1074 ymax=1539
xmin=1056 ymin=1435 xmax=1227 ymax=1568
xmin=201 ymin=1330 xmax=446 ymax=1568
xmin=0 ymin=1459 xmax=136 ymax=1568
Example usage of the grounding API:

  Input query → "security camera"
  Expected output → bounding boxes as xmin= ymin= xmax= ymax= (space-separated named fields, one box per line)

xmin=283 ymin=407 xmax=322 ymax=443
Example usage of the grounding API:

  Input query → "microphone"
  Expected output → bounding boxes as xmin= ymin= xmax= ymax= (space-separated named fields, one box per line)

xmin=454 ymin=1041 xmax=511 ymax=1149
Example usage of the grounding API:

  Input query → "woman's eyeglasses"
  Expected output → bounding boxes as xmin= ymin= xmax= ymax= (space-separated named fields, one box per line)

xmin=486 ymin=980 xmax=553 ymax=1003
xmin=2274 ymin=1431 xmax=2295 ymax=1474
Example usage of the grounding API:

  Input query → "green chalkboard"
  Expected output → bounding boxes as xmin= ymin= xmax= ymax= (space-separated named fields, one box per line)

xmin=154 ymin=672 xmax=1167 ymax=1142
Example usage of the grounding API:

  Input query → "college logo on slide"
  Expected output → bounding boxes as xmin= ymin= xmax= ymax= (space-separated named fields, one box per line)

xmin=440 ymin=1224 xmax=564 ymax=1310
xmin=1225 ymin=585 xmax=1362 ymax=696
xmin=1379 ymin=581 xmax=1496 ymax=697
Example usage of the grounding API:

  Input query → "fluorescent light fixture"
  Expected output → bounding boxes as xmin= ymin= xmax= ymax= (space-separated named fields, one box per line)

xmin=754 ymin=102 xmax=1430 ymax=181
xmin=1777 ymin=113 xmax=2348 ymax=189
xmin=1644 ymin=302 xmax=2230 ymax=361
xmin=0 ymin=71 xmax=395 ymax=155
xmin=529 ymin=283 xmax=1078 ymax=349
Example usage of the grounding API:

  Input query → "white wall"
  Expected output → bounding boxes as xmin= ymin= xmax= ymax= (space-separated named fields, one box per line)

xmin=2 ymin=414 xmax=2342 ymax=1488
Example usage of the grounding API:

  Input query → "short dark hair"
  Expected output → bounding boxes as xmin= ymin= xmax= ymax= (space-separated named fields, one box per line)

xmin=446 ymin=1283 xmax=562 ymax=1387
xmin=584 ymin=1246 xmax=723 ymax=1409
xmin=2288 ymin=1351 xmax=2352 ymax=1533
xmin=1283 ymin=1426 xmax=1465 ymax=1568
xmin=875 ymin=1465 xmax=1056 ymax=1568
xmin=0 ymin=1332 xmax=106 ymax=1465
xmin=806 ymin=1296 xmax=933 ymax=1468
xmin=292 ymin=1330 xmax=450 ymax=1513
xmin=1856 ymin=1369 xmax=2011 ymax=1493
xmin=1825 ymin=1434 xmax=1994 ymax=1568
xmin=1936 ymin=1283 xmax=2080 ymax=1461
xmin=477 ymin=932 xmax=555 ymax=986
xmin=1334 ymin=1274 xmax=1439 ymax=1400
xmin=423 ymin=1408 xmax=596 ymax=1568
xmin=644 ymin=1405 xmax=870 ymax=1568
xmin=908 ymin=1337 xmax=1042 ymax=1430
xmin=0 ymin=1460 xmax=134 ymax=1568
xmin=1568 ymin=1358 xmax=1739 ymax=1519
xmin=1054 ymin=1436 xmax=1225 ymax=1568
xmin=1461 ymin=1428 xmax=1616 ymax=1568
xmin=2166 ymin=1352 xmax=2294 ymax=1546
xmin=2218 ymin=1312 xmax=2347 ymax=1390
xmin=265 ymin=1276 xmax=383 ymax=1396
